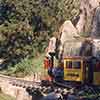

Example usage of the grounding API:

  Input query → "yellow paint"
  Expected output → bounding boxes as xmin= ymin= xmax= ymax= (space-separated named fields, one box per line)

xmin=64 ymin=57 xmax=84 ymax=82
xmin=94 ymin=72 xmax=100 ymax=85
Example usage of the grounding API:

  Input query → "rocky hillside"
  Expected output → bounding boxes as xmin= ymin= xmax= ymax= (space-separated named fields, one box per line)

xmin=76 ymin=0 xmax=99 ymax=35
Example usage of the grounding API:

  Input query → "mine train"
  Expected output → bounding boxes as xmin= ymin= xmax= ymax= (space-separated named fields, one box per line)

xmin=26 ymin=39 xmax=100 ymax=100
xmin=44 ymin=52 xmax=100 ymax=86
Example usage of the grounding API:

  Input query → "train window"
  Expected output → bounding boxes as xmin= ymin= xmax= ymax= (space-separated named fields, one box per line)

xmin=66 ymin=61 xmax=81 ymax=69
xmin=66 ymin=61 xmax=72 ymax=68
xmin=72 ymin=61 xmax=81 ymax=69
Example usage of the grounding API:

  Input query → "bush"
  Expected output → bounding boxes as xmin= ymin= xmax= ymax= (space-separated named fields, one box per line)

xmin=1 ymin=54 xmax=45 ymax=77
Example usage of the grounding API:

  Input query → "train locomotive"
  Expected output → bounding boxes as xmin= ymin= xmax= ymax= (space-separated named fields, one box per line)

xmin=44 ymin=39 xmax=100 ymax=86
xmin=26 ymin=38 xmax=100 ymax=100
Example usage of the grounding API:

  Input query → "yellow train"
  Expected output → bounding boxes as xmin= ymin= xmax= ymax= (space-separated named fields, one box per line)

xmin=63 ymin=57 xmax=100 ymax=85
xmin=44 ymin=55 xmax=100 ymax=86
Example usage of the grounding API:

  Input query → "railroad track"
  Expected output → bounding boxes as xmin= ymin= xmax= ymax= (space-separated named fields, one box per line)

xmin=0 ymin=74 xmax=100 ymax=100
xmin=0 ymin=74 xmax=41 ymax=88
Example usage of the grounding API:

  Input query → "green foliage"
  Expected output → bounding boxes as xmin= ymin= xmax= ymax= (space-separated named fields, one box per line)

xmin=13 ymin=58 xmax=33 ymax=76
xmin=1 ymin=54 xmax=44 ymax=77
xmin=6 ymin=58 xmax=34 ymax=77
xmin=0 ymin=0 xmax=80 ymax=32
xmin=0 ymin=93 xmax=15 ymax=100
xmin=0 ymin=0 xmax=80 ymax=68
xmin=79 ymin=32 xmax=90 ymax=37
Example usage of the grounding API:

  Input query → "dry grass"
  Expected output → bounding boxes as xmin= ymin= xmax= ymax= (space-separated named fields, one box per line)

xmin=0 ymin=93 xmax=15 ymax=100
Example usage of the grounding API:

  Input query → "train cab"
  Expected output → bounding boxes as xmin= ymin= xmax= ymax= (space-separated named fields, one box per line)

xmin=63 ymin=57 xmax=85 ymax=83
xmin=63 ymin=57 xmax=100 ymax=85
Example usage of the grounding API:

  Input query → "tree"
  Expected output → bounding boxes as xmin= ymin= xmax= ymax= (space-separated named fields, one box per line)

xmin=0 ymin=0 xmax=80 ymax=68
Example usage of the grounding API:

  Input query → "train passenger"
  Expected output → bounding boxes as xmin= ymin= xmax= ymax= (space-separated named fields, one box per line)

xmin=45 ymin=32 xmax=57 ymax=59
xmin=45 ymin=32 xmax=59 ymax=79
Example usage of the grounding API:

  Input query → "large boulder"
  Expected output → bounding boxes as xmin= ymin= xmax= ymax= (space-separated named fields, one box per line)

xmin=60 ymin=20 xmax=79 ymax=45
xmin=58 ymin=20 xmax=82 ymax=58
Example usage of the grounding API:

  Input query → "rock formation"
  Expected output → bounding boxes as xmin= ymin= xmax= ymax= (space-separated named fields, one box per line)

xmin=60 ymin=20 xmax=79 ymax=45
xmin=76 ymin=0 xmax=99 ymax=34
xmin=58 ymin=20 xmax=83 ymax=58
xmin=91 ymin=5 xmax=100 ymax=38
xmin=58 ymin=0 xmax=100 ymax=58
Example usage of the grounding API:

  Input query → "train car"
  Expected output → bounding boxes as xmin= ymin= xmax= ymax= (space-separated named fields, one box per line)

xmin=63 ymin=56 xmax=100 ymax=85
xmin=64 ymin=57 xmax=85 ymax=83
xmin=44 ymin=55 xmax=100 ymax=86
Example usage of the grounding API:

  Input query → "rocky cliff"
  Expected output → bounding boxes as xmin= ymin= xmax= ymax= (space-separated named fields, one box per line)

xmin=76 ymin=0 xmax=99 ymax=35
